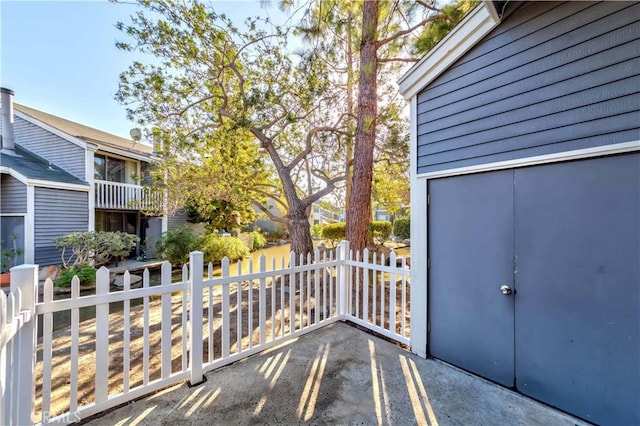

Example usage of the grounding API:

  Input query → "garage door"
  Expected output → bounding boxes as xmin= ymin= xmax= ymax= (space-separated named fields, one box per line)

xmin=428 ymin=153 xmax=639 ymax=425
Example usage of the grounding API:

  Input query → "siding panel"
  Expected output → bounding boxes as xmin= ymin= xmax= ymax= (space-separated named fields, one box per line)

xmin=167 ymin=209 xmax=190 ymax=230
xmin=0 ymin=174 xmax=27 ymax=213
xmin=416 ymin=1 xmax=640 ymax=174
xmin=0 ymin=116 xmax=87 ymax=180
xmin=35 ymin=188 xmax=89 ymax=266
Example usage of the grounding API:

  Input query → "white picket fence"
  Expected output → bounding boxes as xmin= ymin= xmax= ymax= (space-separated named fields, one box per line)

xmin=0 ymin=241 xmax=410 ymax=425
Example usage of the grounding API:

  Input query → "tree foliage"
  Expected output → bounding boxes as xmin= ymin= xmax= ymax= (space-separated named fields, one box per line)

xmin=116 ymin=0 xmax=350 ymax=256
xmin=54 ymin=231 xmax=139 ymax=268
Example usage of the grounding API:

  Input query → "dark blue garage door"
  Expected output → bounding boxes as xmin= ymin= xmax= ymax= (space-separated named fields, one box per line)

xmin=428 ymin=153 xmax=639 ymax=425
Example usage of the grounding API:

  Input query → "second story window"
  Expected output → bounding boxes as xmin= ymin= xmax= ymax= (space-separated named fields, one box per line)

xmin=94 ymin=154 xmax=125 ymax=183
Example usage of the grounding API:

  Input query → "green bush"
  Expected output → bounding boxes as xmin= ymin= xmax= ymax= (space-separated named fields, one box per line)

xmin=312 ymin=224 xmax=323 ymax=238
xmin=54 ymin=264 xmax=96 ymax=288
xmin=322 ymin=222 xmax=346 ymax=247
xmin=157 ymin=226 xmax=201 ymax=266
xmin=369 ymin=221 xmax=392 ymax=245
xmin=393 ymin=217 xmax=410 ymax=240
xmin=251 ymin=231 xmax=266 ymax=250
xmin=263 ymin=228 xmax=288 ymax=243
xmin=54 ymin=231 xmax=139 ymax=267
xmin=202 ymin=234 xmax=250 ymax=263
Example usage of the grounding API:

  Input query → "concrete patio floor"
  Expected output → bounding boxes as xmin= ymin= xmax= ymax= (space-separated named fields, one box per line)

xmin=85 ymin=322 xmax=588 ymax=425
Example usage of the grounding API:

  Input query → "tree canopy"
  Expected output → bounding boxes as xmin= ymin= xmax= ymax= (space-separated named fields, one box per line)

xmin=116 ymin=0 xmax=351 ymax=255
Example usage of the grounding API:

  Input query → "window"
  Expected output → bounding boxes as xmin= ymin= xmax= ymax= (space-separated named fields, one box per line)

xmin=94 ymin=154 xmax=126 ymax=183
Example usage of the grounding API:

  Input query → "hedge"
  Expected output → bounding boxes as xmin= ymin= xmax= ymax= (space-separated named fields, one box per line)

xmin=202 ymin=234 xmax=250 ymax=263
xmin=393 ymin=217 xmax=410 ymax=240
xmin=369 ymin=221 xmax=392 ymax=244
xmin=321 ymin=222 xmax=346 ymax=247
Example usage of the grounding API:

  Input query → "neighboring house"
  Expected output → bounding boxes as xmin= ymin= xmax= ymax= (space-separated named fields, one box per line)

xmin=399 ymin=2 xmax=638 ymax=425
xmin=310 ymin=203 xmax=341 ymax=226
xmin=0 ymin=88 xmax=166 ymax=266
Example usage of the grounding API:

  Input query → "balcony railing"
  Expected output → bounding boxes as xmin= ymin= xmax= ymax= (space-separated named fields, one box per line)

xmin=95 ymin=180 xmax=163 ymax=212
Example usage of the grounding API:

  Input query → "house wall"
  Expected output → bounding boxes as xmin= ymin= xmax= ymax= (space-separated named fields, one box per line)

xmin=34 ymin=187 xmax=89 ymax=266
xmin=416 ymin=1 xmax=640 ymax=174
xmin=1 ymin=116 xmax=87 ymax=180
xmin=167 ymin=209 xmax=190 ymax=231
xmin=0 ymin=174 xmax=27 ymax=213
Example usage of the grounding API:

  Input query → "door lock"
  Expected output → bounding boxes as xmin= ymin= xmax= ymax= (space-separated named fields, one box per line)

xmin=500 ymin=285 xmax=513 ymax=295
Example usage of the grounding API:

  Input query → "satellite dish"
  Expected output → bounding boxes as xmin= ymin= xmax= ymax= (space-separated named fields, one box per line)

xmin=130 ymin=128 xmax=142 ymax=141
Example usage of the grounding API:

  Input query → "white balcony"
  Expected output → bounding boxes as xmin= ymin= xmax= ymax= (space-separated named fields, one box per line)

xmin=95 ymin=180 xmax=163 ymax=212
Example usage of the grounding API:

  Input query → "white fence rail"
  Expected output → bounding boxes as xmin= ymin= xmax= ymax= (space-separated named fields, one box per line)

xmin=1 ymin=241 xmax=409 ymax=425
xmin=95 ymin=180 xmax=162 ymax=211
xmin=1 ymin=265 xmax=38 ymax=426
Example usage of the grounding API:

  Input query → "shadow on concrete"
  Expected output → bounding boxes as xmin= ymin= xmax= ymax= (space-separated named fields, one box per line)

xmin=85 ymin=322 xmax=588 ymax=425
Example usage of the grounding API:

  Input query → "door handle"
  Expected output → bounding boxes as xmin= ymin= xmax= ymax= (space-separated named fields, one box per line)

xmin=500 ymin=285 xmax=513 ymax=295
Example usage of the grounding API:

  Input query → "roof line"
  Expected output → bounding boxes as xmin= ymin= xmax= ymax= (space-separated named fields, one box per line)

xmin=398 ymin=1 xmax=501 ymax=100
xmin=14 ymin=110 xmax=89 ymax=150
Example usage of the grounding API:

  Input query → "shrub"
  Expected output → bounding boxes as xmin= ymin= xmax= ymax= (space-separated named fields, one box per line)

xmin=54 ymin=264 xmax=96 ymax=288
xmin=322 ymin=222 xmax=346 ymax=247
xmin=251 ymin=231 xmax=266 ymax=250
xmin=393 ymin=217 xmax=410 ymax=240
xmin=369 ymin=221 xmax=392 ymax=245
xmin=202 ymin=234 xmax=249 ymax=263
xmin=157 ymin=226 xmax=201 ymax=266
xmin=312 ymin=224 xmax=323 ymax=238
xmin=55 ymin=231 xmax=139 ymax=267
xmin=263 ymin=228 xmax=288 ymax=243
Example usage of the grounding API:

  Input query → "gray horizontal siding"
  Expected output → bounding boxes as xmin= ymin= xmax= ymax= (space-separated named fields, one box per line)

xmin=167 ymin=209 xmax=190 ymax=230
xmin=34 ymin=187 xmax=89 ymax=266
xmin=416 ymin=1 xmax=640 ymax=174
xmin=2 ymin=116 xmax=87 ymax=180
xmin=0 ymin=174 xmax=27 ymax=213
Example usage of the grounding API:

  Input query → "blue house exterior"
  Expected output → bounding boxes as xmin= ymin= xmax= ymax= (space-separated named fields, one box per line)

xmin=399 ymin=2 xmax=639 ymax=424
xmin=0 ymin=88 xmax=166 ymax=266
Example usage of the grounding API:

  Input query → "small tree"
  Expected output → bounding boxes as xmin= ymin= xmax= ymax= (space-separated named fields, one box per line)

xmin=54 ymin=231 xmax=139 ymax=267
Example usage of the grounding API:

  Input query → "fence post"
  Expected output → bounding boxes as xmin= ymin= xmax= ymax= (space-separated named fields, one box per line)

xmin=337 ymin=240 xmax=349 ymax=318
xmin=189 ymin=251 xmax=204 ymax=386
xmin=10 ymin=264 xmax=38 ymax=426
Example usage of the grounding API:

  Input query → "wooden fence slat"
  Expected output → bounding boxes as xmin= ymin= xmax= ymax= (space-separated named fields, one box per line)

xmin=143 ymin=269 xmax=150 ymax=385
xmin=363 ymin=249 xmax=369 ymax=323
xmin=122 ymin=272 xmax=131 ymax=393
xmin=161 ymin=261 xmax=172 ymax=379
xmin=280 ymin=256 xmax=285 ymax=338
xmin=181 ymin=266 xmax=188 ymax=371
xmin=390 ymin=251 xmax=397 ymax=335
xmin=70 ymin=276 xmax=80 ymax=412
xmin=236 ymin=261 xmax=242 ymax=353
xmin=271 ymin=257 xmax=276 ymax=342
xmin=248 ymin=258 xmax=254 ymax=349
xmin=380 ymin=254 xmax=386 ymax=331
xmin=41 ymin=278 xmax=54 ymax=424
xmin=95 ymin=267 xmax=110 ymax=403
xmin=221 ymin=258 xmax=230 ymax=358
xmin=189 ymin=252 xmax=204 ymax=385
xmin=208 ymin=262 xmax=213 ymax=363
xmin=306 ymin=253 xmax=311 ymax=328
xmin=259 ymin=255 xmax=266 ymax=345
xmin=314 ymin=249 xmax=320 ymax=325
xmin=289 ymin=252 xmax=295 ymax=334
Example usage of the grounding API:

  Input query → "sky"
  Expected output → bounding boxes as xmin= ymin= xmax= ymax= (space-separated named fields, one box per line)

xmin=0 ymin=0 xmax=291 ymax=139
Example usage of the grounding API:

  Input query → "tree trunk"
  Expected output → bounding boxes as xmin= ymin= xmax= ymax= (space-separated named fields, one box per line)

xmin=286 ymin=204 xmax=314 ymax=258
xmin=347 ymin=0 xmax=378 ymax=255
xmin=344 ymin=13 xmax=355 ymax=225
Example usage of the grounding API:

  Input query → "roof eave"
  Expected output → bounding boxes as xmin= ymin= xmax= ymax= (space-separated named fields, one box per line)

xmin=398 ymin=1 xmax=501 ymax=100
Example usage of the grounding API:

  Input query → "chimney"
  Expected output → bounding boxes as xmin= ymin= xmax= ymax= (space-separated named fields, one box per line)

xmin=1 ymin=87 xmax=16 ymax=154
